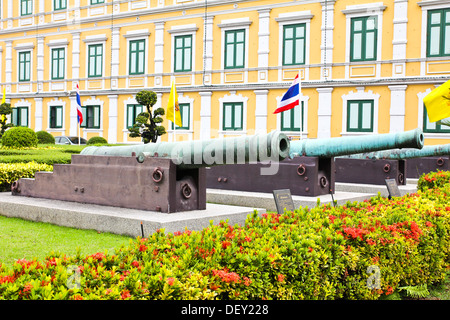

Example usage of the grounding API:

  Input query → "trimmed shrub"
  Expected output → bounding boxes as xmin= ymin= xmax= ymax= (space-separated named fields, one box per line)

xmin=417 ymin=170 xmax=450 ymax=191
xmin=0 ymin=174 xmax=449 ymax=300
xmin=1 ymin=127 xmax=38 ymax=149
xmin=87 ymin=136 xmax=108 ymax=145
xmin=0 ymin=162 xmax=53 ymax=192
xmin=36 ymin=131 xmax=55 ymax=145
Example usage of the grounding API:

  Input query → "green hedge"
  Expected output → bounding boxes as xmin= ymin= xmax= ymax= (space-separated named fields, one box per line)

xmin=0 ymin=146 xmax=84 ymax=165
xmin=0 ymin=162 xmax=53 ymax=192
xmin=0 ymin=172 xmax=449 ymax=300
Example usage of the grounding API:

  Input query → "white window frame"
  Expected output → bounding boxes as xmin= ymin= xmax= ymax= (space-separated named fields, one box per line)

xmin=418 ymin=1 xmax=450 ymax=76
xmin=341 ymin=87 xmax=380 ymax=136
xmin=47 ymin=98 xmax=66 ymax=132
xmin=168 ymin=93 xmax=194 ymax=142
xmin=275 ymin=10 xmax=313 ymax=82
xmin=81 ymin=96 xmax=104 ymax=137
xmin=13 ymin=99 xmax=31 ymax=127
xmin=83 ymin=34 xmax=107 ymax=89
xmin=46 ymin=39 xmax=69 ymax=91
xmin=417 ymin=87 xmax=450 ymax=139
xmin=275 ymin=93 xmax=309 ymax=139
xmin=342 ymin=2 xmax=386 ymax=79
xmin=124 ymin=29 xmax=151 ymax=88
xmin=218 ymin=18 xmax=252 ymax=84
xmin=218 ymin=91 xmax=248 ymax=137
xmin=14 ymin=42 xmax=35 ymax=85
xmin=168 ymin=24 xmax=198 ymax=86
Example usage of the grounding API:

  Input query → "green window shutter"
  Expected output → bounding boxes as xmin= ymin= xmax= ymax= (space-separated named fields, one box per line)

xmin=427 ymin=9 xmax=450 ymax=57
xmin=51 ymin=48 xmax=65 ymax=80
xmin=88 ymin=44 xmax=103 ymax=78
xmin=223 ymin=102 xmax=244 ymax=131
xmin=127 ymin=104 xmax=143 ymax=129
xmin=12 ymin=107 xmax=29 ymax=127
xmin=347 ymin=100 xmax=374 ymax=132
xmin=283 ymin=24 xmax=306 ymax=66
xmin=19 ymin=51 xmax=31 ymax=82
xmin=21 ymin=0 xmax=32 ymax=16
xmin=224 ymin=30 xmax=245 ymax=69
xmin=81 ymin=105 xmax=100 ymax=129
xmin=280 ymin=102 xmax=305 ymax=132
xmin=54 ymin=0 xmax=67 ymax=10
xmin=49 ymin=106 xmax=63 ymax=129
xmin=172 ymin=103 xmax=191 ymax=130
xmin=174 ymin=35 xmax=193 ymax=72
xmin=90 ymin=0 xmax=104 ymax=4
xmin=350 ymin=16 xmax=378 ymax=62
xmin=423 ymin=106 xmax=450 ymax=133
xmin=129 ymin=40 xmax=145 ymax=75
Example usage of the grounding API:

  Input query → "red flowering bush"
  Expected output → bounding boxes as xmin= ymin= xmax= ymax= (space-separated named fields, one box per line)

xmin=0 ymin=171 xmax=449 ymax=300
xmin=417 ymin=170 xmax=450 ymax=191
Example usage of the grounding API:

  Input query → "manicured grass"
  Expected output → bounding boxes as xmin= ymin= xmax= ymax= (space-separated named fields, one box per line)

xmin=0 ymin=215 xmax=132 ymax=268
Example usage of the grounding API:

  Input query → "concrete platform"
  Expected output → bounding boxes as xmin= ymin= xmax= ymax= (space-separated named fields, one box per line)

xmin=334 ymin=182 xmax=417 ymax=197
xmin=207 ymin=188 xmax=376 ymax=212
xmin=0 ymin=193 xmax=265 ymax=238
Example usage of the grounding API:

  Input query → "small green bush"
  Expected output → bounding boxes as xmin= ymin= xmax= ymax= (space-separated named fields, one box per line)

xmin=0 ymin=162 xmax=53 ymax=192
xmin=87 ymin=136 xmax=108 ymax=145
xmin=36 ymin=131 xmax=55 ymax=145
xmin=1 ymin=127 xmax=38 ymax=149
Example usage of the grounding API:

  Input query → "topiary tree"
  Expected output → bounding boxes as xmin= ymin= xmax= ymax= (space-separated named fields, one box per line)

xmin=36 ymin=131 xmax=56 ymax=144
xmin=1 ymin=127 xmax=38 ymax=148
xmin=87 ymin=136 xmax=108 ymax=145
xmin=0 ymin=102 xmax=14 ymax=139
xmin=128 ymin=90 xmax=166 ymax=144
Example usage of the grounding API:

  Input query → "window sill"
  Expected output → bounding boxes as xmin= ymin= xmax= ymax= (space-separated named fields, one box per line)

xmin=423 ymin=133 xmax=450 ymax=139
xmin=340 ymin=131 xmax=377 ymax=136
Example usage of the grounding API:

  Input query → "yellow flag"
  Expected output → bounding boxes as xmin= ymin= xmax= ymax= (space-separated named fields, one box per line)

xmin=167 ymin=81 xmax=183 ymax=128
xmin=1 ymin=88 xmax=5 ymax=122
xmin=423 ymin=79 xmax=450 ymax=123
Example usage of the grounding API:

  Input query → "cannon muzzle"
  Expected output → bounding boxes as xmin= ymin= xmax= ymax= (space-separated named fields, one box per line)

xmin=289 ymin=128 xmax=424 ymax=158
xmin=81 ymin=131 xmax=290 ymax=168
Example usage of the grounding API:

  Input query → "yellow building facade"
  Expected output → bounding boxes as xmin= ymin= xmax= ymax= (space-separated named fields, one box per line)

xmin=0 ymin=0 xmax=449 ymax=145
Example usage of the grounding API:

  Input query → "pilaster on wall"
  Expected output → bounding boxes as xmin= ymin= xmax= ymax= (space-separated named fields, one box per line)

xmin=254 ymin=90 xmax=269 ymax=134
xmin=203 ymin=15 xmax=215 ymax=85
xmin=111 ymin=27 xmax=121 ymax=90
xmin=389 ymin=85 xmax=408 ymax=133
xmin=72 ymin=32 xmax=81 ymax=90
xmin=392 ymin=0 xmax=408 ymax=77
xmin=257 ymin=9 xmax=271 ymax=83
xmin=37 ymin=36 xmax=44 ymax=92
xmin=5 ymin=41 xmax=12 ymax=93
xmin=108 ymin=95 xmax=118 ymax=144
xmin=200 ymin=92 xmax=212 ymax=140
xmin=320 ymin=0 xmax=336 ymax=81
xmin=154 ymin=21 xmax=165 ymax=87
xmin=317 ymin=88 xmax=334 ymax=138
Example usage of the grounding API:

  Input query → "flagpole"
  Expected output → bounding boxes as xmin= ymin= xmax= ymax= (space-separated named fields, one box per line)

xmin=299 ymin=80 xmax=302 ymax=141
xmin=173 ymin=82 xmax=176 ymax=143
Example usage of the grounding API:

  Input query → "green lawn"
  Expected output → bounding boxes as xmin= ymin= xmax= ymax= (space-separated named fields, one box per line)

xmin=0 ymin=215 xmax=132 ymax=269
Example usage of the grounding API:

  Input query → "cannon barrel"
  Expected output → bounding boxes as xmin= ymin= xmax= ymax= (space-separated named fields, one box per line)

xmin=289 ymin=128 xmax=424 ymax=158
xmin=345 ymin=143 xmax=450 ymax=160
xmin=81 ymin=131 xmax=290 ymax=168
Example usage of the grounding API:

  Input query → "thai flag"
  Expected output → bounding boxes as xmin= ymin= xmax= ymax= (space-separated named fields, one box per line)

xmin=76 ymin=84 xmax=83 ymax=124
xmin=274 ymin=74 xmax=300 ymax=114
